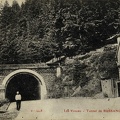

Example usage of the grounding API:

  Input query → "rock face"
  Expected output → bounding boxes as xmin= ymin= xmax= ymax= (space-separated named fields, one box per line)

xmin=62 ymin=44 xmax=118 ymax=98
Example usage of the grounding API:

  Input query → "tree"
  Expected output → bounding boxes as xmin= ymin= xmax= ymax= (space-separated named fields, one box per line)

xmin=0 ymin=0 xmax=120 ymax=64
xmin=11 ymin=0 xmax=20 ymax=26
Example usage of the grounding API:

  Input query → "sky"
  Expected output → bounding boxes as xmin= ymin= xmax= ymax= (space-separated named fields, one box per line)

xmin=0 ymin=0 xmax=25 ymax=5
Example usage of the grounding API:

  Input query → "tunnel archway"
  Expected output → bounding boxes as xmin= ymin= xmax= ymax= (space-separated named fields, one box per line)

xmin=6 ymin=73 xmax=40 ymax=101
xmin=2 ymin=69 xmax=47 ymax=101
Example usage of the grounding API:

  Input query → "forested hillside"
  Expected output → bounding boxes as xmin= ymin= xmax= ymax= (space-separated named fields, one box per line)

xmin=0 ymin=0 xmax=120 ymax=64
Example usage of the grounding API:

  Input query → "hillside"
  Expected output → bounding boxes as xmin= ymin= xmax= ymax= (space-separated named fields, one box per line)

xmin=0 ymin=0 xmax=120 ymax=98
xmin=59 ymin=44 xmax=119 ymax=98
xmin=0 ymin=0 xmax=120 ymax=64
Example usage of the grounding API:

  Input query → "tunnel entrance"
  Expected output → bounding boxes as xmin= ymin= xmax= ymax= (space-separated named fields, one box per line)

xmin=5 ymin=73 xmax=41 ymax=102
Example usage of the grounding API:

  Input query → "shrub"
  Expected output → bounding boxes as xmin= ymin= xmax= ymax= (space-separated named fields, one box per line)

xmin=63 ymin=59 xmax=88 ymax=87
xmin=98 ymin=50 xmax=118 ymax=79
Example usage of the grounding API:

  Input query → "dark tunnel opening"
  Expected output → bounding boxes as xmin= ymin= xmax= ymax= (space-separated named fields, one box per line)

xmin=5 ymin=73 xmax=41 ymax=102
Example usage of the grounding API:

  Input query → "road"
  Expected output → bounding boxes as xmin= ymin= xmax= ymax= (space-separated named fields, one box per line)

xmin=8 ymin=97 xmax=120 ymax=120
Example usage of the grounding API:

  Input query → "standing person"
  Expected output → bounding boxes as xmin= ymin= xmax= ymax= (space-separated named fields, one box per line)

xmin=15 ymin=91 xmax=22 ymax=111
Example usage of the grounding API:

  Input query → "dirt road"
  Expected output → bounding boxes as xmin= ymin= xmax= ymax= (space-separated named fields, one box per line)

xmin=8 ymin=97 xmax=120 ymax=120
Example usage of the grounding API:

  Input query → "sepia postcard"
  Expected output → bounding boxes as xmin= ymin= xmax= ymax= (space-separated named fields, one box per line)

xmin=0 ymin=0 xmax=120 ymax=120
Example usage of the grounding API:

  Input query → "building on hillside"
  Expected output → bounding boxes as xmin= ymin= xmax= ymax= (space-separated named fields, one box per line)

xmin=101 ymin=36 xmax=120 ymax=98
xmin=115 ymin=36 xmax=120 ymax=97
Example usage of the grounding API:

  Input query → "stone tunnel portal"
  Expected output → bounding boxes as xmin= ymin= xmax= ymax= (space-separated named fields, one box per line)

xmin=2 ymin=69 xmax=47 ymax=102
xmin=6 ymin=73 xmax=41 ymax=102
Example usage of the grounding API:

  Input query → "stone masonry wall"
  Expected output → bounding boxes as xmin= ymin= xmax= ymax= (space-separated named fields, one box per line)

xmin=0 ymin=64 xmax=57 ymax=98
